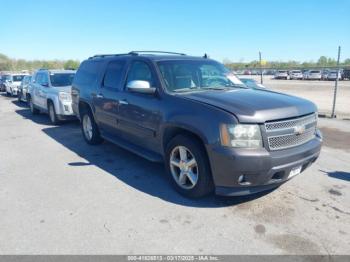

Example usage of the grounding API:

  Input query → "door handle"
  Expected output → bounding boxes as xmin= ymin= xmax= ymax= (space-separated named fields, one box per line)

xmin=118 ymin=99 xmax=129 ymax=105
xmin=96 ymin=94 xmax=104 ymax=99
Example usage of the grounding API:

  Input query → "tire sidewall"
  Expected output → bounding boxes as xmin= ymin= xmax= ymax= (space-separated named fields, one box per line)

xmin=80 ymin=109 xmax=103 ymax=145
xmin=165 ymin=135 xmax=213 ymax=198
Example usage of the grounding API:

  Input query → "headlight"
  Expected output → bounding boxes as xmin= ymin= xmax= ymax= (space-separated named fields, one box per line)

xmin=59 ymin=92 xmax=71 ymax=101
xmin=220 ymin=124 xmax=263 ymax=148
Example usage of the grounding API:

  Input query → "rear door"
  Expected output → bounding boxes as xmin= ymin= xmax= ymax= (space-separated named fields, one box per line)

xmin=93 ymin=59 xmax=127 ymax=135
xmin=116 ymin=60 xmax=162 ymax=152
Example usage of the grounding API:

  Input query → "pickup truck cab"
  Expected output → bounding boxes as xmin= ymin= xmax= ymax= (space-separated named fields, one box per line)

xmin=72 ymin=51 xmax=322 ymax=198
xmin=28 ymin=69 xmax=76 ymax=124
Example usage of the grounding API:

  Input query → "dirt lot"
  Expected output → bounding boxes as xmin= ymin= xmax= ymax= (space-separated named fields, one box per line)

xmin=0 ymin=94 xmax=349 ymax=255
xmin=242 ymin=76 xmax=350 ymax=119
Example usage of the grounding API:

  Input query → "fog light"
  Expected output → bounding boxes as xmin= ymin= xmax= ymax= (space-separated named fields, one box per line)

xmin=238 ymin=175 xmax=251 ymax=186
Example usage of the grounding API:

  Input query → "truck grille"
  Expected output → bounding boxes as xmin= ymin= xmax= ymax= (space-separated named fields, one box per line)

xmin=265 ymin=114 xmax=317 ymax=151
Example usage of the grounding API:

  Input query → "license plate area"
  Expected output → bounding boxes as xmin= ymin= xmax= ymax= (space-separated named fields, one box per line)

xmin=289 ymin=165 xmax=302 ymax=179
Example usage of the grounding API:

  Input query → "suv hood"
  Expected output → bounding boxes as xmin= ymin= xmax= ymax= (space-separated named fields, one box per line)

xmin=181 ymin=88 xmax=317 ymax=123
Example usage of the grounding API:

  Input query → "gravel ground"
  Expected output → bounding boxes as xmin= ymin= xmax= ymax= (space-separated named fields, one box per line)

xmin=0 ymin=94 xmax=349 ymax=255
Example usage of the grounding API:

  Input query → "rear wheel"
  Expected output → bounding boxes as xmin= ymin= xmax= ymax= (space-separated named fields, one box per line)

xmin=80 ymin=108 xmax=103 ymax=145
xmin=165 ymin=135 xmax=214 ymax=198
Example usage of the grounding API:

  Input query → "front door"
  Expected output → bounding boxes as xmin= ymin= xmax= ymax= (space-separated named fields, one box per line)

xmin=117 ymin=60 xmax=162 ymax=152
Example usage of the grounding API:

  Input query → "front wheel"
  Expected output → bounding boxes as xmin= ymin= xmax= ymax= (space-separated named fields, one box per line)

xmin=81 ymin=109 xmax=103 ymax=145
xmin=28 ymin=96 xmax=39 ymax=114
xmin=165 ymin=135 xmax=214 ymax=198
xmin=48 ymin=102 xmax=59 ymax=125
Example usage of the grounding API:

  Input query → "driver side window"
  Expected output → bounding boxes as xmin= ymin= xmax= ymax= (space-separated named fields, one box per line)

xmin=126 ymin=61 xmax=155 ymax=88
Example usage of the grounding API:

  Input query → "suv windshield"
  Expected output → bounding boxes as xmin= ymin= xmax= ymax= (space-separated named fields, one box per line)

xmin=49 ymin=73 xmax=75 ymax=87
xmin=13 ymin=75 xmax=25 ymax=82
xmin=157 ymin=60 xmax=246 ymax=92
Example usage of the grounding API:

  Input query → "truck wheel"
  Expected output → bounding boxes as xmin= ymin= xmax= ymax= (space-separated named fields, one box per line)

xmin=81 ymin=108 xmax=103 ymax=145
xmin=18 ymin=92 xmax=22 ymax=102
xmin=165 ymin=135 xmax=214 ymax=198
xmin=48 ymin=102 xmax=59 ymax=125
xmin=28 ymin=96 xmax=39 ymax=115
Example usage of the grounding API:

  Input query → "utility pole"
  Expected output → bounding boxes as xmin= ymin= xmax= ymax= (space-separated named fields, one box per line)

xmin=331 ymin=46 xmax=341 ymax=118
xmin=259 ymin=51 xmax=263 ymax=84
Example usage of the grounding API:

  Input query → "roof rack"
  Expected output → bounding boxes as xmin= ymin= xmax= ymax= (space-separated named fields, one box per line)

xmin=89 ymin=53 xmax=129 ymax=59
xmin=129 ymin=51 xmax=186 ymax=56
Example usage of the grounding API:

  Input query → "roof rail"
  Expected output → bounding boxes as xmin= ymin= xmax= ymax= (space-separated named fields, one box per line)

xmin=89 ymin=53 xmax=129 ymax=59
xmin=129 ymin=51 xmax=186 ymax=56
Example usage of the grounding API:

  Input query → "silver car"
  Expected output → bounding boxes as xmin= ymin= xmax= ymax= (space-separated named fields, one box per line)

xmin=275 ymin=70 xmax=289 ymax=80
xmin=18 ymin=75 xmax=32 ymax=102
xmin=327 ymin=70 xmax=342 ymax=81
xmin=5 ymin=73 xmax=29 ymax=96
xmin=306 ymin=70 xmax=322 ymax=80
xmin=28 ymin=69 xmax=76 ymax=124
xmin=289 ymin=70 xmax=303 ymax=80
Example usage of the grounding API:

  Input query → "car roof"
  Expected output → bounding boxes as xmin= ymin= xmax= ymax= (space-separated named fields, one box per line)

xmin=87 ymin=52 xmax=213 ymax=63
xmin=37 ymin=69 xmax=76 ymax=74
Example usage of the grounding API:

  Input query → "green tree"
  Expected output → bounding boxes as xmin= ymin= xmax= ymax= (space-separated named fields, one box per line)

xmin=64 ymin=60 xmax=80 ymax=70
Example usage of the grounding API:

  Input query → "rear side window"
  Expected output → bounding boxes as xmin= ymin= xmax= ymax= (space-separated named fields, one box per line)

xmin=74 ymin=60 xmax=103 ymax=85
xmin=103 ymin=60 xmax=126 ymax=89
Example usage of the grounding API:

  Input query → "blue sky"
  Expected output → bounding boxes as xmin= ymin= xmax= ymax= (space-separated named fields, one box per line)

xmin=1 ymin=0 xmax=349 ymax=62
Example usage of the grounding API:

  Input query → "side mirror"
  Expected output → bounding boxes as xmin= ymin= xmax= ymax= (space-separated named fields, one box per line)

xmin=42 ymin=83 xmax=49 ymax=87
xmin=127 ymin=80 xmax=156 ymax=94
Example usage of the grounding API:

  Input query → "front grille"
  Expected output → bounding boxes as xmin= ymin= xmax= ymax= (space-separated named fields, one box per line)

xmin=265 ymin=114 xmax=317 ymax=151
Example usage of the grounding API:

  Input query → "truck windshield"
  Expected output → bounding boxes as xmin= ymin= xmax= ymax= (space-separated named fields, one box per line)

xmin=49 ymin=73 xmax=75 ymax=87
xmin=157 ymin=60 xmax=246 ymax=93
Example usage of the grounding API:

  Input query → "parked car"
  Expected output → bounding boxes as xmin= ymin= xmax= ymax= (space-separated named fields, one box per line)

xmin=71 ymin=51 xmax=322 ymax=198
xmin=289 ymin=70 xmax=303 ymax=80
xmin=239 ymin=78 xmax=266 ymax=89
xmin=274 ymin=70 xmax=289 ymax=80
xmin=4 ymin=73 xmax=28 ymax=96
xmin=321 ymin=69 xmax=330 ymax=80
xmin=327 ymin=69 xmax=343 ymax=81
xmin=28 ymin=69 xmax=76 ymax=124
xmin=343 ymin=69 xmax=350 ymax=80
xmin=305 ymin=70 xmax=322 ymax=80
xmin=0 ymin=75 xmax=6 ymax=92
xmin=18 ymin=75 xmax=32 ymax=102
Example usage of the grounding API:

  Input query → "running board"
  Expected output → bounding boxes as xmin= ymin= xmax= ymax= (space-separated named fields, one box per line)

xmin=101 ymin=132 xmax=163 ymax=163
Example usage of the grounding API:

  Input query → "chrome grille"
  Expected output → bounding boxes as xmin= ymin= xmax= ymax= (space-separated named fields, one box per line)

xmin=265 ymin=114 xmax=317 ymax=151
xmin=265 ymin=113 xmax=317 ymax=131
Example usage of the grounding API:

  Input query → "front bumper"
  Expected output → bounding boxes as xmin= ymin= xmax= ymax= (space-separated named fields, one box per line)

xmin=56 ymin=101 xmax=77 ymax=121
xmin=207 ymin=134 xmax=322 ymax=196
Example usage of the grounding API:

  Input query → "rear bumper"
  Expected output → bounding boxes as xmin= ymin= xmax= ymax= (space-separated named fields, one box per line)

xmin=207 ymin=133 xmax=322 ymax=196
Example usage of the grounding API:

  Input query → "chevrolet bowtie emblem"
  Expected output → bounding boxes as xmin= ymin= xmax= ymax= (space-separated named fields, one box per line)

xmin=294 ymin=125 xmax=306 ymax=135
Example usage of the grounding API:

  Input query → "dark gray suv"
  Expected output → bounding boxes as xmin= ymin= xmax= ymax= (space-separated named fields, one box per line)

xmin=72 ymin=51 xmax=322 ymax=198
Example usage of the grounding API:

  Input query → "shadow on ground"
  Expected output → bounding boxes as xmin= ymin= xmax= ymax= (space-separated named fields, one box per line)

xmin=321 ymin=170 xmax=350 ymax=182
xmin=15 ymin=107 xmax=275 ymax=208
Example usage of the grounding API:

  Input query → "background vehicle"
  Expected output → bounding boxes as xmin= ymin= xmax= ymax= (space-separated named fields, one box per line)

xmin=306 ymin=70 xmax=322 ymax=80
xmin=289 ymin=70 xmax=303 ymax=80
xmin=274 ymin=70 xmax=288 ymax=79
xmin=343 ymin=69 xmax=350 ymax=80
xmin=28 ymin=69 xmax=76 ymax=124
xmin=18 ymin=75 xmax=32 ymax=102
xmin=239 ymin=78 xmax=266 ymax=88
xmin=72 ymin=51 xmax=322 ymax=198
xmin=4 ymin=73 xmax=28 ymax=96
xmin=327 ymin=69 xmax=342 ymax=81
xmin=321 ymin=69 xmax=330 ymax=80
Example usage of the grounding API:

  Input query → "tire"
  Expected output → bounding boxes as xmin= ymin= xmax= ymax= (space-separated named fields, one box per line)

xmin=17 ymin=92 xmax=22 ymax=102
xmin=28 ymin=96 xmax=39 ymax=115
xmin=80 ymin=108 xmax=103 ymax=145
xmin=48 ymin=102 xmax=59 ymax=125
xmin=165 ymin=134 xmax=214 ymax=198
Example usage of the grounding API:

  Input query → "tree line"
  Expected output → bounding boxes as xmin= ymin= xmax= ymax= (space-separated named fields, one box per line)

xmin=1 ymin=53 xmax=349 ymax=72
xmin=0 ymin=53 xmax=80 ymax=72
xmin=224 ymin=56 xmax=350 ymax=70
